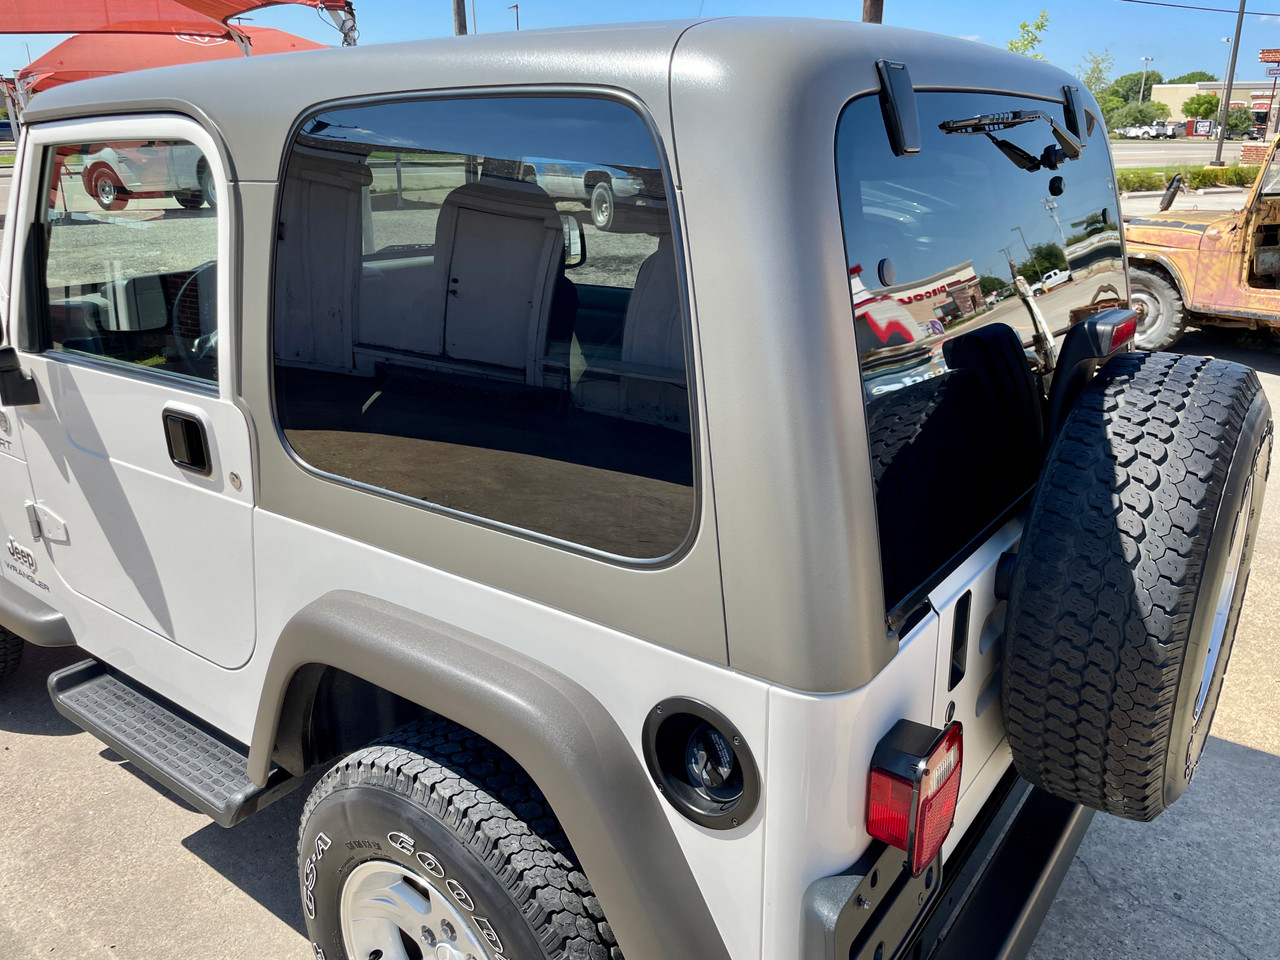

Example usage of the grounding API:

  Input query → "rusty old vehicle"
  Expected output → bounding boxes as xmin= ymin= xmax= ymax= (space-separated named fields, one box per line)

xmin=1127 ymin=138 xmax=1280 ymax=349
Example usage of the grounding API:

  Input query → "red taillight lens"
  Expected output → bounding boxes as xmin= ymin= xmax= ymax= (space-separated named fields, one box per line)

xmin=867 ymin=769 xmax=913 ymax=849
xmin=1109 ymin=316 xmax=1137 ymax=352
xmin=866 ymin=720 xmax=963 ymax=876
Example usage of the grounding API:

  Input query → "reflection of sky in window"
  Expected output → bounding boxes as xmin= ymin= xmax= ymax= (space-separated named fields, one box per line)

xmin=302 ymin=96 xmax=660 ymax=171
xmin=838 ymin=93 xmax=1116 ymax=285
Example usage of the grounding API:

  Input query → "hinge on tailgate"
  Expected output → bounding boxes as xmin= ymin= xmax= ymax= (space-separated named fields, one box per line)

xmin=24 ymin=501 xmax=41 ymax=541
xmin=24 ymin=501 xmax=67 ymax=543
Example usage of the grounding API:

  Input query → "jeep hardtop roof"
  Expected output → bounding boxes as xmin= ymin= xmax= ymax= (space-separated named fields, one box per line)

xmin=23 ymin=18 xmax=1088 ymax=181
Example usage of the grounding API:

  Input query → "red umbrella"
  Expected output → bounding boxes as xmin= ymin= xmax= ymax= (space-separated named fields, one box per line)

xmin=3 ymin=1 xmax=353 ymax=41
xmin=17 ymin=27 xmax=327 ymax=97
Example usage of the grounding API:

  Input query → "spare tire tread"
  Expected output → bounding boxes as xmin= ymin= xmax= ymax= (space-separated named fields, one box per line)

xmin=1002 ymin=352 xmax=1260 ymax=820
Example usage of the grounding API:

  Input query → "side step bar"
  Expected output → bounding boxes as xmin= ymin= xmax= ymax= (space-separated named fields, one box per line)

xmin=49 ymin=659 xmax=299 ymax=827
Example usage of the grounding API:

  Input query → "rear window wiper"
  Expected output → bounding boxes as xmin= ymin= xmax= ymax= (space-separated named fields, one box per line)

xmin=939 ymin=110 xmax=1083 ymax=172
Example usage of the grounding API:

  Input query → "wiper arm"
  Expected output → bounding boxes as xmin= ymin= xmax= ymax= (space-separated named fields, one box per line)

xmin=940 ymin=110 xmax=1084 ymax=172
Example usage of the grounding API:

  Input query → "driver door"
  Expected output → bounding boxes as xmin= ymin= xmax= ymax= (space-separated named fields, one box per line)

xmin=8 ymin=116 xmax=255 ymax=668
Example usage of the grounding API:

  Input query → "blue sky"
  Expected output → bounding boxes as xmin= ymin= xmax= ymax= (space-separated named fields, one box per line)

xmin=4 ymin=1 xmax=1280 ymax=87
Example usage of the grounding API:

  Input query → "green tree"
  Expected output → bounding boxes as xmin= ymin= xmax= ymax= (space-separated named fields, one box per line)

xmin=1104 ymin=70 xmax=1165 ymax=104
xmin=978 ymin=275 xmax=1006 ymax=296
xmin=1227 ymin=105 xmax=1254 ymax=133
xmin=1167 ymin=70 xmax=1216 ymax=84
xmin=1108 ymin=101 xmax=1169 ymax=130
xmin=1008 ymin=10 xmax=1049 ymax=60
xmin=1076 ymin=49 xmax=1115 ymax=95
xmin=1182 ymin=92 xmax=1220 ymax=119
xmin=1018 ymin=242 xmax=1068 ymax=279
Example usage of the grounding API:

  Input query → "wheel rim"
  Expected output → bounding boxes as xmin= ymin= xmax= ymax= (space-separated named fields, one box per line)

xmin=95 ymin=175 xmax=116 ymax=206
xmin=592 ymin=188 xmax=610 ymax=225
xmin=1195 ymin=476 xmax=1252 ymax=721
xmin=1129 ymin=287 xmax=1162 ymax=339
xmin=340 ymin=860 xmax=495 ymax=960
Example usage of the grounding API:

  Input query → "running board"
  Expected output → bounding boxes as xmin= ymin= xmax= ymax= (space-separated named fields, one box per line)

xmin=48 ymin=659 xmax=299 ymax=827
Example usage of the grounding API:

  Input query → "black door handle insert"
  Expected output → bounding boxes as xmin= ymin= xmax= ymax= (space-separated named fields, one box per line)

xmin=163 ymin=409 xmax=211 ymax=475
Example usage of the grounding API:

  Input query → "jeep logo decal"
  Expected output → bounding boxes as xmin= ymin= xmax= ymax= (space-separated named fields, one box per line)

xmin=8 ymin=538 xmax=36 ymax=572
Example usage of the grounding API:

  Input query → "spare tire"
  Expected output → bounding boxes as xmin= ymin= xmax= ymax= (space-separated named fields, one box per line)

xmin=1002 ymin=352 xmax=1271 ymax=821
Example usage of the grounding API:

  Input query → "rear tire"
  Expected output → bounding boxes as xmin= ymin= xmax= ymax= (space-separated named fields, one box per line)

xmin=87 ymin=164 xmax=127 ymax=211
xmin=1002 ymin=353 xmax=1271 ymax=820
xmin=298 ymin=717 xmax=622 ymax=960
xmin=0 ymin=629 xmax=22 ymax=683
xmin=590 ymin=180 xmax=615 ymax=231
xmin=198 ymin=164 xmax=218 ymax=210
xmin=1129 ymin=267 xmax=1187 ymax=351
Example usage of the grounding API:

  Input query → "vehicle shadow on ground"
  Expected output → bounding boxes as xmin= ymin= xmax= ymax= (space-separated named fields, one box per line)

xmin=180 ymin=771 xmax=321 ymax=939
xmin=0 ymin=641 xmax=89 ymax=736
xmin=1028 ymin=736 xmax=1280 ymax=960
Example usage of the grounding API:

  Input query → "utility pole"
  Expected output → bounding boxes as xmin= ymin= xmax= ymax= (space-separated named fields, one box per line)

xmin=453 ymin=0 xmax=467 ymax=36
xmin=1138 ymin=56 xmax=1154 ymax=104
xmin=862 ymin=1 xmax=884 ymax=24
xmin=1213 ymin=1 xmax=1247 ymax=167
xmin=1043 ymin=197 xmax=1067 ymax=248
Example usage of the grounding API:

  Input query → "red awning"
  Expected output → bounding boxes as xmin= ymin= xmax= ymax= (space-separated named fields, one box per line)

xmin=3 ymin=1 xmax=348 ymax=39
xmin=17 ymin=27 xmax=326 ymax=96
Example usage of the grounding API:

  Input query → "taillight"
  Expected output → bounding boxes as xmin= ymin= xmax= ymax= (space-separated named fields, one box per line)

xmin=867 ymin=720 xmax=963 ymax=876
xmin=1108 ymin=315 xmax=1137 ymax=353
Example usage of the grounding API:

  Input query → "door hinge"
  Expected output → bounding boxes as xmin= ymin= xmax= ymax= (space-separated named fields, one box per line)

xmin=24 ymin=501 xmax=67 ymax=543
xmin=24 ymin=501 xmax=41 ymax=541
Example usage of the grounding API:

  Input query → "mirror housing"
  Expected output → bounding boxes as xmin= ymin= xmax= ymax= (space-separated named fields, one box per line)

xmin=561 ymin=214 xmax=586 ymax=268
xmin=0 ymin=347 xmax=39 ymax=407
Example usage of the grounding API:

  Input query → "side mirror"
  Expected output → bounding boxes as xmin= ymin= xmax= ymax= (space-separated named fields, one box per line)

xmin=561 ymin=214 xmax=586 ymax=268
xmin=0 ymin=347 xmax=39 ymax=407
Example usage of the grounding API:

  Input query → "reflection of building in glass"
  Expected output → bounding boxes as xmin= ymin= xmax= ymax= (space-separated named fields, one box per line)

xmin=875 ymin=261 xmax=984 ymax=329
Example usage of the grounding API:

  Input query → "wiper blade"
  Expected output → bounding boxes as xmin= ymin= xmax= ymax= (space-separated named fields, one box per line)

xmin=940 ymin=110 xmax=1084 ymax=171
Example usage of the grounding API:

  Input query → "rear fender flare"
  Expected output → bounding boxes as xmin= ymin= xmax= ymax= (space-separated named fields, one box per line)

xmin=248 ymin=590 xmax=731 ymax=960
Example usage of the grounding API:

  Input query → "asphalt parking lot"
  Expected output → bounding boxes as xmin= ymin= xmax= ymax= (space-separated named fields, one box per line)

xmin=0 ymin=163 xmax=1278 ymax=960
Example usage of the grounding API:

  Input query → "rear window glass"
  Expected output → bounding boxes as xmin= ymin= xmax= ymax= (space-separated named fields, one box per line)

xmin=836 ymin=91 xmax=1125 ymax=611
xmin=272 ymin=96 xmax=693 ymax=559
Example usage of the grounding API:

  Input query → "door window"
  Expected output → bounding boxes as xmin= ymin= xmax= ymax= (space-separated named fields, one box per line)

xmin=38 ymin=139 xmax=219 ymax=383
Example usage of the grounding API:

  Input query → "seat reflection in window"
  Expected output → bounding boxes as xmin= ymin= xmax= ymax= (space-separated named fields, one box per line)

xmin=273 ymin=97 xmax=694 ymax=559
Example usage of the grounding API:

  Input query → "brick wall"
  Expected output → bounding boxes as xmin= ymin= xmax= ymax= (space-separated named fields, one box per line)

xmin=1241 ymin=142 xmax=1271 ymax=164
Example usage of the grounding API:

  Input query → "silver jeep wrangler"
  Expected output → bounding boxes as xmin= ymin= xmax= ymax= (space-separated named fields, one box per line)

xmin=0 ymin=18 xmax=1269 ymax=960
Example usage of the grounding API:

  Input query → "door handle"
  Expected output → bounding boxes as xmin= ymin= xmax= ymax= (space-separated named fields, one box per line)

xmin=162 ymin=408 xmax=211 ymax=475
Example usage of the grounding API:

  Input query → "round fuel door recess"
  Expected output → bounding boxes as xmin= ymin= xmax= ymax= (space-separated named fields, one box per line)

xmin=642 ymin=697 xmax=760 ymax=830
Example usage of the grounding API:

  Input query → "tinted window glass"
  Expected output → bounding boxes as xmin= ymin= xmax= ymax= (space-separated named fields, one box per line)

xmin=273 ymin=97 xmax=693 ymax=558
xmin=837 ymin=92 xmax=1125 ymax=610
xmin=40 ymin=139 xmax=219 ymax=382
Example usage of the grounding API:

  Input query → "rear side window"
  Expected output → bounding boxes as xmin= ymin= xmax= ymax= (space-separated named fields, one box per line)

xmin=38 ymin=139 xmax=218 ymax=383
xmin=836 ymin=91 xmax=1125 ymax=612
xmin=273 ymin=96 xmax=693 ymax=559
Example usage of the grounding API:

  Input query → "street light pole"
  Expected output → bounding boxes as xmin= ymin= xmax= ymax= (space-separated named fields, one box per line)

xmin=1138 ymin=56 xmax=1154 ymax=104
xmin=1213 ymin=1 xmax=1248 ymax=167
xmin=508 ymin=3 xmax=520 ymax=30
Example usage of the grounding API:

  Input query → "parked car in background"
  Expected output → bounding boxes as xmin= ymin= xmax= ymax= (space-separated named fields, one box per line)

xmin=521 ymin=156 xmax=665 ymax=230
xmin=78 ymin=140 xmax=216 ymax=210
xmin=1117 ymin=121 xmax=1176 ymax=139
xmin=1129 ymin=133 xmax=1280 ymax=348
xmin=0 ymin=120 xmax=13 ymax=142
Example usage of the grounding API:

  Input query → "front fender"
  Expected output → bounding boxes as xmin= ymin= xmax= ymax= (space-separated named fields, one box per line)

xmin=248 ymin=590 xmax=732 ymax=960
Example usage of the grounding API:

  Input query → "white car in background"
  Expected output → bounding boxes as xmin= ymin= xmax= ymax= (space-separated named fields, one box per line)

xmin=79 ymin=141 xmax=216 ymax=211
